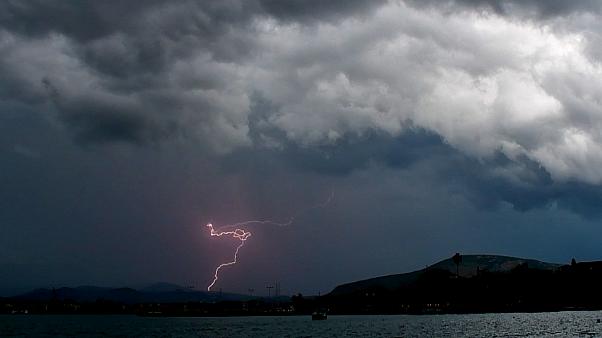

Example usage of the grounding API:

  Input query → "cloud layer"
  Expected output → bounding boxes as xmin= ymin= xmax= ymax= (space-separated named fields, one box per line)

xmin=2 ymin=1 xmax=602 ymax=183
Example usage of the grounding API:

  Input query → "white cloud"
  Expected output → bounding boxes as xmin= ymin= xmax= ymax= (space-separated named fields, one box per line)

xmin=3 ymin=1 xmax=602 ymax=183
xmin=242 ymin=2 xmax=602 ymax=184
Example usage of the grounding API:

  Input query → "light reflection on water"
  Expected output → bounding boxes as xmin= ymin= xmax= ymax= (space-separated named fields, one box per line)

xmin=2 ymin=311 xmax=602 ymax=337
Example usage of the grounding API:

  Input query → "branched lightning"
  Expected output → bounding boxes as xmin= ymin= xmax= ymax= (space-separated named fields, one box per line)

xmin=206 ymin=224 xmax=251 ymax=291
xmin=205 ymin=190 xmax=334 ymax=291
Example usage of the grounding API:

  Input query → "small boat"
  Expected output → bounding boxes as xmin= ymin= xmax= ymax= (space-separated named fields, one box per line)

xmin=312 ymin=311 xmax=327 ymax=320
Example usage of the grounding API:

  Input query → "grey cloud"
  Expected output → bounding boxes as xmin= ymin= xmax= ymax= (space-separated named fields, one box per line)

xmin=3 ymin=0 xmax=602 ymax=198
xmin=258 ymin=0 xmax=386 ymax=22
xmin=225 ymin=128 xmax=447 ymax=176
xmin=55 ymin=96 xmax=170 ymax=145
xmin=418 ymin=149 xmax=602 ymax=218
xmin=0 ymin=1 xmax=248 ymax=43
xmin=223 ymin=126 xmax=602 ymax=217
xmin=0 ymin=0 xmax=382 ymax=43
xmin=406 ymin=0 xmax=602 ymax=19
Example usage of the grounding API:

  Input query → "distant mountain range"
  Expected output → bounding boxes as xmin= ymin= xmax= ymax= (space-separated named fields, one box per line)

xmin=10 ymin=283 xmax=257 ymax=304
xmin=5 ymin=254 xmax=602 ymax=315
xmin=329 ymin=254 xmax=561 ymax=296
xmin=7 ymin=255 xmax=566 ymax=304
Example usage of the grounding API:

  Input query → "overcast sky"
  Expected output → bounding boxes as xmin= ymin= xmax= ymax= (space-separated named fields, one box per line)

xmin=3 ymin=0 xmax=602 ymax=296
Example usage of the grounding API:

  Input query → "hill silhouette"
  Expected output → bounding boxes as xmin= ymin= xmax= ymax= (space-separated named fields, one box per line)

xmin=11 ymin=284 xmax=255 ymax=304
xmin=323 ymin=254 xmax=602 ymax=314
xmin=329 ymin=255 xmax=560 ymax=296
xmin=4 ymin=254 xmax=602 ymax=316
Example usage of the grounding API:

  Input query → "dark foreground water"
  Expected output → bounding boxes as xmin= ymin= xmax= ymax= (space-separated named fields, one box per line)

xmin=2 ymin=311 xmax=602 ymax=337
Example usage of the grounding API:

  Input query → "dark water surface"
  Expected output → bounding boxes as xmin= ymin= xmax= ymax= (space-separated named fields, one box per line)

xmin=2 ymin=311 xmax=602 ymax=337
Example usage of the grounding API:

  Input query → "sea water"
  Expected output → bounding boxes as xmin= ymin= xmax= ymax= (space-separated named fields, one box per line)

xmin=1 ymin=311 xmax=601 ymax=337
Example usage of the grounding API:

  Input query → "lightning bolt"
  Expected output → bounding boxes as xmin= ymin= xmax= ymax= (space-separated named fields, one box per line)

xmin=216 ymin=190 xmax=335 ymax=231
xmin=204 ymin=190 xmax=334 ymax=291
xmin=205 ymin=224 xmax=251 ymax=291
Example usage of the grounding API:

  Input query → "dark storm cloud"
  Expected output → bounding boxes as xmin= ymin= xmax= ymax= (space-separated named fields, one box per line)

xmin=57 ymin=100 xmax=166 ymax=145
xmin=0 ymin=1 xmax=251 ymax=43
xmin=0 ymin=0 xmax=385 ymax=148
xmin=0 ymin=1 xmax=138 ymax=41
xmin=224 ymin=124 xmax=602 ymax=217
xmin=226 ymin=129 xmax=447 ymax=176
xmin=0 ymin=0 xmax=382 ymax=43
xmin=244 ymin=88 xmax=602 ymax=216
xmin=406 ymin=0 xmax=602 ymax=18
xmin=407 ymin=148 xmax=602 ymax=218
xmin=3 ymin=0 xmax=602 ymax=215
xmin=434 ymin=152 xmax=602 ymax=217
xmin=258 ymin=0 xmax=386 ymax=22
